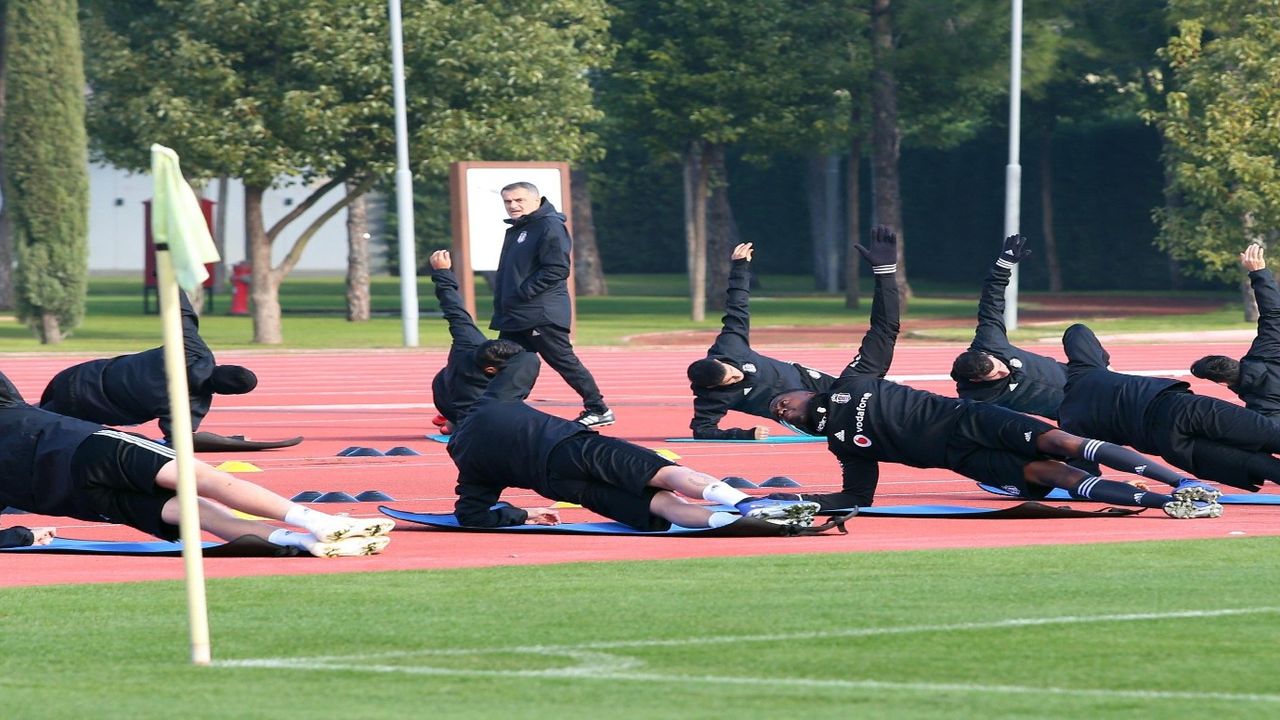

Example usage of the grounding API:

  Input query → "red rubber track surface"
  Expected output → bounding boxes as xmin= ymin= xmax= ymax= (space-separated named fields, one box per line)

xmin=2 ymin=338 xmax=1276 ymax=588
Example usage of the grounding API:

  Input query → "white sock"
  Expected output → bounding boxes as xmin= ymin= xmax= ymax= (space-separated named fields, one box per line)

xmin=701 ymin=482 xmax=750 ymax=507
xmin=707 ymin=512 xmax=737 ymax=528
xmin=284 ymin=505 xmax=328 ymax=534
xmin=268 ymin=529 xmax=315 ymax=551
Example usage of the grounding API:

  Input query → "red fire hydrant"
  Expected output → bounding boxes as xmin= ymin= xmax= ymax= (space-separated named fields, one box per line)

xmin=229 ymin=261 xmax=251 ymax=316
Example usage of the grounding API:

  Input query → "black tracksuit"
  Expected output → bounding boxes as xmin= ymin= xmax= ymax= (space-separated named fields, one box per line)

xmin=430 ymin=267 xmax=491 ymax=424
xmin=811 ymin=270 xmax=1057 ymax=509
xmin=39 ymin=292 xmax=217 ymax=438
xmin=490 ymin=199 xmax=605 ymax=413
xmin=1058 ymin=323 xmax=1280 ymax=491
xmin=0 ymin=372 xmax=106 ymax=523
xmin=448 ymin=353 xmax=594 ymax=527
xmin=955 ymin=262 xmax=1067 ymax=419
xmin=1228 ymin=268 xmax=1280 ymax=417
xmin=691 ymin=258 xmax=835 ymax=439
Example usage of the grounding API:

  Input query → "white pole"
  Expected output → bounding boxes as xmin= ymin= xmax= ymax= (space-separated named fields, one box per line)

xmin=389 ymin=0 xmax=420 ymax=346
xmin=1003 ymin=0 xmax=1023 ymax=331
xmin=153 ymin=254 xmax=211 ymax=665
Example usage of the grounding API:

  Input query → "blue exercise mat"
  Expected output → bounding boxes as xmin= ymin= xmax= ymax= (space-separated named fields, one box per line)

xmin=663 ymin=435 xmax=825 ymax=444
xmin=379 ymin=506 xmax=851 ymax=537
xmin=426 ymin=434 xmax=451 ymax=444
xmin=976 ymin=482 xmax=1280 ymax=506
xmin=710 ymin=502 xmax=1137 ymax=519
xmin=0 ymin=535 xmax=299 ymax=557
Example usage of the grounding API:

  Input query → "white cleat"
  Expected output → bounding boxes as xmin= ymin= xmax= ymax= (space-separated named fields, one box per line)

xmin=1162 ymin=499 xmax=1224 ymax=519
xmin=309 ymin=535 xmax=391 ymax=558
xmin=312 ymin=517 xmax=395 ymax=543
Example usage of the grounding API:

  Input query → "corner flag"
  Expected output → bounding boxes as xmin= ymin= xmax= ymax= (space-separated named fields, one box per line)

xmin=151 ymin=144 xmax=219 ymax=291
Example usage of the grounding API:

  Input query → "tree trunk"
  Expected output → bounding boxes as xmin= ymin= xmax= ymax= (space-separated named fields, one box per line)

xmin=683 ymin=140 xmax=709 ymax=322
xmin=870 ymin=0 xmax=911 ymax=302
xmin=0 ymin=7 xmax=11 ymax=311
xmin=345 ymin=182 xmax=371 ymax=322
xmin=570 ymin=168 xmax=607 ymax=296
xmin=706 ymin=144 xmax=737 ymax=310
xmin=806 ymin=156 xmax=826 ymax=289
xmin=39 ymin=311 xmax=62 ymax=344
xmin=1039 ymin=126 xmax=1063 ymax=293
xmin=845 ymin=132 xmax=863 ymax=309
xmin=245 ymin=185 xmax=283 ymax=344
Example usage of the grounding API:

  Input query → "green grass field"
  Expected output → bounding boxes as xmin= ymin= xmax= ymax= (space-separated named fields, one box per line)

xmin=5 ymin=537 xmax=1278 ymax=719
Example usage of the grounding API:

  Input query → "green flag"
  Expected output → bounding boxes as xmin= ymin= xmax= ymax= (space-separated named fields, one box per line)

xmin=150 ymin=144 xmax=219 ymax=291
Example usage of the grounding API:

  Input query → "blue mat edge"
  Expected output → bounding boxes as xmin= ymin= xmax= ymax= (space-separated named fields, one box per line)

xmin=975 ymin=482 xmax=1280 ymax=505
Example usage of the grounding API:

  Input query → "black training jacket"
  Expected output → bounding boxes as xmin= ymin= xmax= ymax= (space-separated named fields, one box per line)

xmin=489 ymin=199 xmax=573 ymax=332
xmin=691 ymin=258 xmax=834 ymax=439
xmin=448 ymin=353 xmax=593 ymax=527
xmin=1232 ymin=269 xmax=1280 ymax=417
xmin=0 ymin=372 xmax=104 ymax=520
xmin=38 ymin=292 xmax=216 ymax=438
xmin=818 ymin=272 xmax=965 ymax=505
xmin=954 ymin=262 xmax=1067 ymax=419
xmin=1057 ymin=323 xmax=1188 ymax=447
xmin=429 ymin=267 xmax=492 ymax=423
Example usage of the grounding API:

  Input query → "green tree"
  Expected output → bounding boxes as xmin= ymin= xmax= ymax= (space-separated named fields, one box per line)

xmin=83 ymin=0 xmax=609 ymax=343
xmin=3 ymin=0 xmax=89 ymax=343
xmin=1150 ymin=0 xmax=1280 ymax=317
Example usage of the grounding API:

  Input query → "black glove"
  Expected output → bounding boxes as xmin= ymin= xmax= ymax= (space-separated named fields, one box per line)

xmin=997 ymin=234 xmax=1031 ymax=268
xmin=855 ymin=225 xmax=898 ymax=274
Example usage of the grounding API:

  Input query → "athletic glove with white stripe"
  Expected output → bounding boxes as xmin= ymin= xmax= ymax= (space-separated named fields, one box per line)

xmin=996 ymin=234 xmax=1031 ymax=269
xmin=856 ymin=224 xmax=898 ymax=275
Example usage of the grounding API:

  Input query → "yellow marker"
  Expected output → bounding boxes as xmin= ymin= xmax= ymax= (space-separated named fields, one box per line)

xmin=231 ymin=509 xmax=267 ymax=521
xmin=653 ymin=448 xmax=681 ymax=461
xmin=215 ymin=460 xmax=261 ymax=473
xmin=551 ymin=501 xmax=583 ymax=509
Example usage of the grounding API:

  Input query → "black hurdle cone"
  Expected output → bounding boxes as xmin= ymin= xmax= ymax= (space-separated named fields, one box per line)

xmin=385 ymin=446 xmax=421 ymax=456
xmin=314 ymin=491 xmax=360 ymax=503
xmin=760 ymin=476 xmax=800 ymax=488
xmin=337 ymin=446 xmax=362 ymax=456
xmin=290 ymin=490 xmax=323 ymax=503
xmin=355 ymin=490 xmax=396 ymax=502
xmin=345 ymin=447 xmax=385 ymax=457
xmin=722 ymin=475 xmax=759 ymax=489
xmin=1 ymin=506 xmax=29 ymax=514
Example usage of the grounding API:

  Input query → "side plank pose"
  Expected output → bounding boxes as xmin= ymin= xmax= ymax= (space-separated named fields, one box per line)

xmin=40 ymin=290 xmax=257 ymax=441
xmin=686 ymin=242 xmax=835 ymax=439
xmin=2 ymin=373 xmax=392 ymax=557
xmin=1060 ymin=322 xmax=1280 ymax=493
xmin=768 ymin=226 xmax=1222 ymax=519
xmin=448 ymin=343 xmax=821 ymax=530
xmin=1190 ymin=243 xmax=1280 ymax=417
xmin=950 ymin=235 xmax=1067 ymax=419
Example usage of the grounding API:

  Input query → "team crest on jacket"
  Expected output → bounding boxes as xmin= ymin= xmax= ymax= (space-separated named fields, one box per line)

xmin=742 ymin=363 xmax=756 ymax=373
xmin=516 ymin=231 xmax=528 ymax=244
xmin=853 ymin=434 xmax=872 ymax=447
xmin=831 ymin=393 xmax=851 ymax=404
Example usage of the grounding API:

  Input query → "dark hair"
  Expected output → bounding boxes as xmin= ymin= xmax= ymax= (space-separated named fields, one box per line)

xmin=950 ymin=351 xmax=995 ymax=382
xmin=1190 ymin=355 xmax=1240 ymax=387
xmin=475 ymin=339 xmax=524 ymax=371
xmin=687 ymin=358 xmax=728 ymax=387
xmin=206 ymin=365 xmax=258 ymax=395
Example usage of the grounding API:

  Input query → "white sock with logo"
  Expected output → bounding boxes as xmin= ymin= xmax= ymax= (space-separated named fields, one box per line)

xmin=701 ymin=482 xmax=750 ymax=507
xmin=268 ymin=529 xmax=315 ymax=550
xmin=707 ymin=512 xmax=737 ymax=528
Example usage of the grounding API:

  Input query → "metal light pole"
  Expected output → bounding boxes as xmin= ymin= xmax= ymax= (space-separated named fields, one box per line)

xmin=1002 ymin=0 xmax=1023 ymax=330
xmin=389 ymin=0 xmax=420 ymax=346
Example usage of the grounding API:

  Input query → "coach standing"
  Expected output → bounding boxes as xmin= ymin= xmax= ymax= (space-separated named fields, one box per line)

xmin=489 ymin=181 xmax=613 ymax=427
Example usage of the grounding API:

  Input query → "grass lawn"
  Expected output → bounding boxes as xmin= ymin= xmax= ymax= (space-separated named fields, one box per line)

xmin=2 ymin=537 xmax=1276 ymax=719
xmin=0 ymin=274 xmax=1246 ymax=352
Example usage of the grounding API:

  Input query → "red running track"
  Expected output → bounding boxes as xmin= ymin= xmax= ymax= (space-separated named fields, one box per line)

xmin=1 ymin=337 xmax=1276 ymax=588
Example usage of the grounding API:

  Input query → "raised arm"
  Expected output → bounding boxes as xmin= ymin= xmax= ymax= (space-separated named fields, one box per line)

xmin=1243 ymin=245 xmax=1280 ymax=360
xmin=972 ymin=235 xmax=1030 ymax=350
xmin=430 ymin=250 xmax=487 ymax=347
xmin=708 ymin=244 xmax=755 ymax=357
xmin=841 ymin=226 xmax=900 ymax=379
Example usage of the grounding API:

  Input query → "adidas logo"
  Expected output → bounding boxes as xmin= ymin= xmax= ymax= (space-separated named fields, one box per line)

xmin=1133 ymin=493 xmax=1143 ymax=503
xmin=1135 ymin=465 xmax=1147 ymax=475
xmin=835 ymin=430 xmax=846 ymax=441
xmin=1023 ymin=431 xmax=1032 ymax=442
xmin=1008 ymin=382 xmax=1020 ymax=391
xmin=743 ymin=387 xmax=752 ymax=395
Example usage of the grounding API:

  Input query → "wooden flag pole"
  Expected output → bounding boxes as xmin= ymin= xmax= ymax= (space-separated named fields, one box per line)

xmin=154 ymin=249 xmax=212 ymax=665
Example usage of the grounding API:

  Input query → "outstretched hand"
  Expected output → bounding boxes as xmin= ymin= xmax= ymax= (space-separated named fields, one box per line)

xmin=429 ymin=249 xmax=452 ymax=270
xmin=998 ymin=234 xmax=1031 ymax=266
xmin=1241 ymin=243 xmax=1266 ymax=272
xmin=855 ymin=225 xmax=898 ymax=273
xmin=525 ymin=507 xmax=561 ymax=526
xmin=731 ymin=243 xmax=754 ymax=262
xmin=31 ymin=527 xmax=55 ymax=545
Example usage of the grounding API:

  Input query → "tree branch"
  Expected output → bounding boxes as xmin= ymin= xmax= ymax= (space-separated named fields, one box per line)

xmin=264 ymin=173 xmax=350 ymax=243
xmin=272 ymin=175 xmax=377 ymax=280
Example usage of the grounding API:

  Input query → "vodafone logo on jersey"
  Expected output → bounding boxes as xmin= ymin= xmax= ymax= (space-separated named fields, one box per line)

xmin=853 ymin=434 xmax=872 ymax=448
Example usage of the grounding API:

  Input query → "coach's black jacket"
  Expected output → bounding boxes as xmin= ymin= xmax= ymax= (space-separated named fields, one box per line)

xmin=39 ymin=292 xmax=217 ymax=438
xmin=448 ymin=353 xmax=593 ymax=527
xmin=691 ymin=258 xmax=834 ymax=439
xmin=954 ymin=262 xmax=1067 ymax=419
xmin=1057 ymin=323 xmax=1189 ymax=449
xmin=430 ymin=267 xmax=491 ymax=423
xmin=489 ymin=199 xmax=573 ymax=333
xmin=1230 ymin=268 xmax=1280 ymax=417
xmin=0 ymin=372 xmax=104 ymax=521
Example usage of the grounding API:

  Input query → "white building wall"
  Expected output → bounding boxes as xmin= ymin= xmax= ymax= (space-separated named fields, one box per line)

xmin=87 ymin=163 xmax=357 ymax=273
